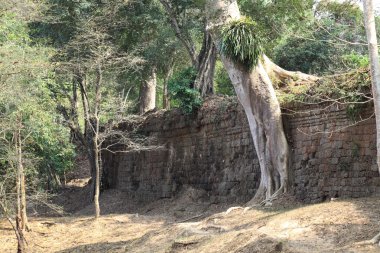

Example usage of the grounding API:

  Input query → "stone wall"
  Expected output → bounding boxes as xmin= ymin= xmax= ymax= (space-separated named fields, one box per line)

xmin=286 ymin=103 xmax=380 ymax=202
xmin=103 ymin=97 xmax=380 ymax=204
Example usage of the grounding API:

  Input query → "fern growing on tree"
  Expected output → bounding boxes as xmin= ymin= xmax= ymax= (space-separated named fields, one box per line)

xmin=220 ymin=16 xmax=264 ymax=70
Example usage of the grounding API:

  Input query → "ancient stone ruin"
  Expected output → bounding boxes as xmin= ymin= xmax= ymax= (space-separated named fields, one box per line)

xmin=103 ymin=97 xmax=380 ymax=204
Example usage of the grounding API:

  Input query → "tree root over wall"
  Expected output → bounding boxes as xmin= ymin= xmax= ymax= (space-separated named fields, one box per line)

xmin=206 ymin=0 xmax=319 ymax=205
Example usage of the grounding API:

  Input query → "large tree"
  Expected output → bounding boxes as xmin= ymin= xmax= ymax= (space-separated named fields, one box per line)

xmin=363 ymin=0 xmax=380 ymax=246
xmin=0 ymin=4 xmax=74 ymax=251
xmin=159 ymin=0 xmax=217 ymax=96
xmin=363 ymin=0 xmax=380 ymax=172
xmin=206 ymin=0 xmax=317 ymax=203
xmin=48 ymin=1 xmax=143 ymax=217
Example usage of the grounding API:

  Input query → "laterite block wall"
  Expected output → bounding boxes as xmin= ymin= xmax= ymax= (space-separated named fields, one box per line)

xmin=103 ymin=98 xmax=380 ymax=204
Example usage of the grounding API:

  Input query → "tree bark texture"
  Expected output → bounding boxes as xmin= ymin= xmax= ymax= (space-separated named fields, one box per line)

xmin=363 ymin=0 xmax=380 ymax=245
xmin=163 ymin=63 xmax=173 ymax=109
xmin=139 ymin=68 xmax=157 ymax=115
xmin=195 ymin=29 xmax=217 ymax=96
xmin=206 ymin=0 xmax=290 ymax=203
xmin=363 ymin=0 xmax=380 ymax=173
xmin=158 ymin=0 xmax=198 ymax=66
xmin=93 ymin=65 xmax=102 ymax=218
xmin=14 ymin=122 xmax=28 ymax=252
xmin=77 ymin=74 xmax=98 ymax=201
xmin=93 ymin=124 xmax=100 ymax=218
xmin=0 ymin=202 xmax=26 ymax=253
xmin=159 ymin=0 xmax=216 ymax=97
xmin=15 ymin=126 xmax=27 ymax=231
xmin=16 ymin=218 xmax=26 ymax=253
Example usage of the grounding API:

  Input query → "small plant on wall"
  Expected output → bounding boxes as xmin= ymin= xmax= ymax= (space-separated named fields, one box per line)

xmin=220 ymin=16 xmax=264 ymax=70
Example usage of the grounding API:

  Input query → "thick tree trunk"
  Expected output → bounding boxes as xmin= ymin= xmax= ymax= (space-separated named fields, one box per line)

xmin=139 ymin=68 xmax=157 ymax=114
xmin=195 ymin=30 xmax=217 ymax=96
xmin=206 ymin=0 xmax=290 ymax=203
xmin=363 ymin=0 xmax=380 ymax=173
xmin=363 ymin=0 xmax=380 ymax=245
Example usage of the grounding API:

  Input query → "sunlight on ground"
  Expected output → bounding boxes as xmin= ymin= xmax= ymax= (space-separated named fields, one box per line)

xmin=2 ymin=197 xmax=380 ymax=253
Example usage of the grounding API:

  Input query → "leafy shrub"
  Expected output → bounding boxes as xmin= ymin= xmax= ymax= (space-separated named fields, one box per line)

xmin=342 ymin=53 xmax=369 ymax=69
xmin=168 ymin=67 xmax=202 ymax=114
xmin=214 ymin=61 xmax=235 ymax=96
xmin=221 ymin=16 xmax=263 ymax=69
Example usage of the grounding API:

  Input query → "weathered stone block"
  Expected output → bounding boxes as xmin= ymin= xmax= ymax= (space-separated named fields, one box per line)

xmin=103 ymin=99 xmax=379 ymax=205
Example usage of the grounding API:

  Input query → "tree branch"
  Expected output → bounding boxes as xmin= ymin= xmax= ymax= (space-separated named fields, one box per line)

xmin=158 ymin=0 xmax=198 ymax=66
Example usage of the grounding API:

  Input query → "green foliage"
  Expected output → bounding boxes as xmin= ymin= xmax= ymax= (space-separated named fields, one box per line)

xmin=214 ymin=61 xmax=234 ymax=96
xmin=346 ymin=102 xmax=365 ymax=121
xmin=89 ymin=0 xmax=189 ymax=110
xmin=273 ymin=1 xmax=371 ymax=74
xmin=168 ymin=67 xmax=202 ymax=114
xmin=316 ymin=0 xmax=362 ymax=23
xmin=0 ymin=12 xmax=30 ymax=44
xmin=29 ymin=0 xmax=97 ymax=47
xmin=239 ymin=0 xmax=314 ymax=54
xmin=26 ymin=105 xmax=76 ymax=181
xmin=0 ymin=11 xmax=75 ymax=191
xmin=342 ymin=53 xmax=369 ymax=69
xmin=274 ymin=35 xmax=337 ymax=74
xmin=221 ymin=16 xmax=263 ymax=69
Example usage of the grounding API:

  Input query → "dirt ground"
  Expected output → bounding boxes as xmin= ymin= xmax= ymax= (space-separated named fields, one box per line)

xmin=2 ymin=184 xmax=380 ymax=253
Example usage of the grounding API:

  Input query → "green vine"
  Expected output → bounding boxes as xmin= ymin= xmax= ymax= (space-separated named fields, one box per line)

xmin=220 ymin=16 xmax=263 ymax=70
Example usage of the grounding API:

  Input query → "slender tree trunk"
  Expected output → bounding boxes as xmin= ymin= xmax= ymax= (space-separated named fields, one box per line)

xmin=363 ymin=0 xmax=380 ymax=173
xmin=14 ymin=121 xmax=27 ymax=253
xmin=0 ymin=202 xmax=26 ymax=253
xmin=163 ymin=63 xmax=173 ymax=110
xmin=56 ymin=74 xmax=86 ymax=150
xmin=93 ymin=65 xmax=103 ymax=218
xmin=158 ymin=0 xmax=198 ymax=66
xmin=93 ymin=122 xmax=100 ymax=218
xmin=69 ymin=77 xmax=79 ymax=143
xmin=15 ymin=137 xmax=24 ymax=253
xmin=15 ymin=126 xmax=27 ymax=231
xmin=139 ymin=68 xmax=157 ymax=114
xmin=206 ymin=0 xmax=289 ymax=203
xmin=77 ymin=74 xmax=98 ymax=201
xmin=15 ymin=217 xmax=26 ymax=253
